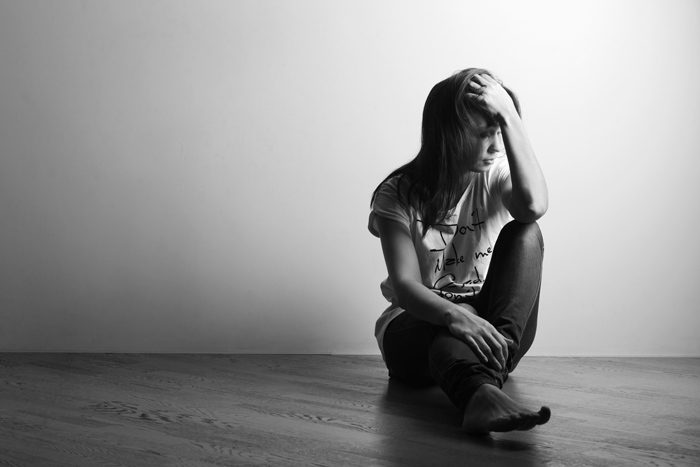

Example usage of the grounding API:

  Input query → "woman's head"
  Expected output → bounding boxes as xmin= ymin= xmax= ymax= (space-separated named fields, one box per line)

xmin=418 ymin=68 xmax=520 ymax=176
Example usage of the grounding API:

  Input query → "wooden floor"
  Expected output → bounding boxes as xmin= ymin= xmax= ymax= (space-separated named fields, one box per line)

xmin=0 ymin=354 xmax=699 ymax=466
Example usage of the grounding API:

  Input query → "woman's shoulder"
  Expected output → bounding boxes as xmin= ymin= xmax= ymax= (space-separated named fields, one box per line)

xmin=373 ymin=173 xmax=417 ymax=208
xmin=369 ymin=173 xmax=418 ymax=237
xmin=377 ymin=173 xmax=408 ymax=191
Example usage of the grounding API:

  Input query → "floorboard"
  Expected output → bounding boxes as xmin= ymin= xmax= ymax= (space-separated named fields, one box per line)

xmin=1 ymin=354 xmax=698 ymax=466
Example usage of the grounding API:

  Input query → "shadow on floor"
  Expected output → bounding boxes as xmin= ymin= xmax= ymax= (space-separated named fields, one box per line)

xmin=374 ymin=377 xmax=548 ymax=466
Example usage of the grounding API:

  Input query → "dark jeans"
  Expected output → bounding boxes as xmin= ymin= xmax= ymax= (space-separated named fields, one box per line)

xmin=382 ymin=221 xmax=544 ymax=410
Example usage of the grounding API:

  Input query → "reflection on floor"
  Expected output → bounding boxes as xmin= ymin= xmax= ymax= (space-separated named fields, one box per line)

xmin=1 ymin=354 xmax=698 ymax=466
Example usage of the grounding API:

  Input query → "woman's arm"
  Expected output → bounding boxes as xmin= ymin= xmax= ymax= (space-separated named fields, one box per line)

xmin=499 ymin=113 xmax=548 ymax=222
xmin=469 ymin=74 xmax=548 ymax=222
xmin=376 ymin=216 xmax=509 ymax=371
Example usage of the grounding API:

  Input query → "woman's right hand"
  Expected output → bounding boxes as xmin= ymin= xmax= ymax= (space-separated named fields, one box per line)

xmin=445 ymin=305 xmax=510 ymax=372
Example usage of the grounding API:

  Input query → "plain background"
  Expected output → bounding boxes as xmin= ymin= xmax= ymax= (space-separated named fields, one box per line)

xmin=1 ymin=0 xmax=698 ymax=355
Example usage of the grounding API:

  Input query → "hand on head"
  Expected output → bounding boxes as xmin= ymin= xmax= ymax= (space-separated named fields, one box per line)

xmin=466 ymin=73 xmax=517 ymax=119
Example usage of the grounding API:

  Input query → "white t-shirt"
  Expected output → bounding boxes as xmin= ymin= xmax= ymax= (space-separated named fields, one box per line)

xmin=368 ymin=157 xmax=513 ymax=357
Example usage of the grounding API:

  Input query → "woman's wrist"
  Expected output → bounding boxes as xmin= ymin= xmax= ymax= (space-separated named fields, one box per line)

xmin=442 ymin=304 xmax=469 ymax=326
xmin=497 ymin=106 xmax=520 ymax=127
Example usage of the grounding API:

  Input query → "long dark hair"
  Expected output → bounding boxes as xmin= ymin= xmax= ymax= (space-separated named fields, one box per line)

xmin=371 ymin=68 xmax=521 ymax=236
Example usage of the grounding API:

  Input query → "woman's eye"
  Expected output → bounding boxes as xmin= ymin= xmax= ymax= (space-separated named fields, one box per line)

xmin=479 ymin=128 xmax=500 ymax=139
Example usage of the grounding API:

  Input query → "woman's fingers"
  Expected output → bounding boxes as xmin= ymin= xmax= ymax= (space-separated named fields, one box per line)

xmin=476 ymin=335 xmax=502 ymax=371
xmin=471 ymin=73 xmax=488 ymax=86
xmin=500 ymin=336 xmax=510 ymax=366
xmin=470 ymin=74 xmax=505 ymax=100
xmin=479 ymin=73 xmax=501 ymax=86
xmin=481 ymin=322 xmax=509 ymax=369
xmin=485 ymin=332 xmax=507 ymax=370
xmin=465 ymin=336 xmax=489 ymax=366
xmin=467 ymin=76 xmax=498 ymax=113
xmin=494 ymin=330 xmax=509 ymax=358
xmin=459 ymin=316 xmax=509 ymax=371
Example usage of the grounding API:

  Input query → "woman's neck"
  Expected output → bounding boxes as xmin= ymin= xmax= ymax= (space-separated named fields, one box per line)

xmin=458 ymin=172 xmax=473 ymax=193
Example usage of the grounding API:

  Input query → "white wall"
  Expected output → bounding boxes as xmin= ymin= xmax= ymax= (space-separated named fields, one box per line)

xmin=1 ymin=0 xmax=698 ymax=355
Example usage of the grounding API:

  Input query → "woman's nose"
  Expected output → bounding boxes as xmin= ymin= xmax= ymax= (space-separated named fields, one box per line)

xmin=489 ymin=135 xmax=504 ymax=154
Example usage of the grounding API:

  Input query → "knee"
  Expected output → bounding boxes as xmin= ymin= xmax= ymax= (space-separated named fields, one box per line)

xmin=500 ymin=220 xmax=544 ymax=250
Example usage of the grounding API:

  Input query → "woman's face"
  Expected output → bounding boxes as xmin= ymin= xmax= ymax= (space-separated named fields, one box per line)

xmin=464 ymin=112 xmax=505 ymax=173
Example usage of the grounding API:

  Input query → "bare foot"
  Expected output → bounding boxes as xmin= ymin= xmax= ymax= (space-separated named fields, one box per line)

xmin=462 ymin=384 xmax=551 ymax=435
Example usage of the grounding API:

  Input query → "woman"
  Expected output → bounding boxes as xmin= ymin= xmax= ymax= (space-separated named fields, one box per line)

xmin=368 ymin=68 xmax=551 ymax=434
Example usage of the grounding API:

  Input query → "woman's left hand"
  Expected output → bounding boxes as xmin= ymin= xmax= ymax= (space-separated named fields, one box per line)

xmin=466 ymin=73 xmax=517 ymax=119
